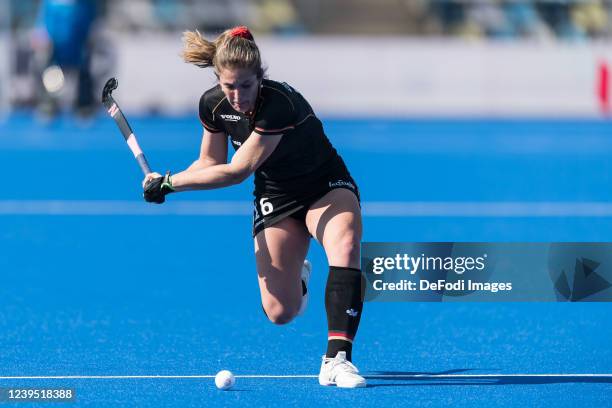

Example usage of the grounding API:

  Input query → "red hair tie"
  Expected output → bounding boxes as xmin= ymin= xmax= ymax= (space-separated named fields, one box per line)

xmin=230 ymin=26 xmax=253 ymax=40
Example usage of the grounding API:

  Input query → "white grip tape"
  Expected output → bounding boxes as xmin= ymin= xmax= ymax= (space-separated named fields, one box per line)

xmin=126 ymin=134 xmax=143 ymax=158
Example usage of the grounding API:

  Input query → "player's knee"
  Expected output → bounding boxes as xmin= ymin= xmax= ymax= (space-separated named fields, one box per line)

xmin=262 ymin=301 xmax=298 ymax=325
xmin=332 ymin=230 xmax=360 ymax=264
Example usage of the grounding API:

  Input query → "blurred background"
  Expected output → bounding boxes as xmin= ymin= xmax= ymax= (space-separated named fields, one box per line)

xmin=2 ymin=0 xmax=612 ymax=119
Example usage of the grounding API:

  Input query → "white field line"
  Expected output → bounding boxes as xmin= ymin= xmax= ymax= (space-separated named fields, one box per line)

xmin=0 ymin=374 xmax=610 ymax=380
xmin=2 ymin=200 xmax=612 ymax=217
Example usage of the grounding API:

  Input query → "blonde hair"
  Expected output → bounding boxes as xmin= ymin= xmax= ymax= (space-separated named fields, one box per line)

xmin=181 ymin=26 xmax=264 ymax=78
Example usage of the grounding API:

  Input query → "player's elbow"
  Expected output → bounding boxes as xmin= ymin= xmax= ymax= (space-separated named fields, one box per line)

xmin=201 ymin=156 xmax=226 ymax=167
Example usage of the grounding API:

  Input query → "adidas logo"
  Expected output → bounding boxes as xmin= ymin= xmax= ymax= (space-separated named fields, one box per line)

xmin=346 ymin=308 xmax=359 ymax=317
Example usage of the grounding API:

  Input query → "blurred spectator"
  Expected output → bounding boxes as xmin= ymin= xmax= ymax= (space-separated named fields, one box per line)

xmin=76 ymin=0 xmax=612 ymax=41
xmin=5 ymin=1 xmax=612 ymax=56
xmin=537 ymin=0 xmax=586 ymax=40
xmin=31 ymin=0 xmax=99 ymax=118
xmin=430 ymin=0 xmax=468 ymax=35
xmin=9 ymin=0 xmax=39 ymax=31
xmin=464 ymin=0 xmax=513 ymax=39
xmin=503 ymin=0 xmax=551 ymax=39
xmin=252 ymin=0 xmax=305 ymax=35
xmin=571 ymin=0 xmax=609 ymax=37
xmin=401 ymin=0 xmax=441 ymax=35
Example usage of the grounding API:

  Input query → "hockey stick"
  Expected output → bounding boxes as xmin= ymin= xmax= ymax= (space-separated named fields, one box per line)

xmin=101 ymin=77 xmax=152 ymax=175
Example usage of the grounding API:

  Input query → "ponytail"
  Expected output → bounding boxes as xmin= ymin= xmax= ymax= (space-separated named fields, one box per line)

xmin=181 ymin=26 xmax=264 ymax=78
xmin=181 ymin=30 xmax=216 ymax=68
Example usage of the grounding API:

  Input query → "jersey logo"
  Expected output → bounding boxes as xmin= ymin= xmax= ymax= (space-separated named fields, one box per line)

xmin=232 ymin=140 xmax=242 ymax=146
xmin=329 ymin=180 xmax=355 ymax=190
xmin=220 ymin=114 xmax=241 ymax=122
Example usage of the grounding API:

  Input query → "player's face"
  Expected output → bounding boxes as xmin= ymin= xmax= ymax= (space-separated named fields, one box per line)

xmin=218 ymin=68 xmax=260 ymax=113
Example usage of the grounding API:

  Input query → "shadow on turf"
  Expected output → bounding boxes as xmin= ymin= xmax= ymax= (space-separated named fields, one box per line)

xmin=364 ymin=370 xmax=612 ymax=387
xmin=367 ymin=369 xmax=480 ymax=376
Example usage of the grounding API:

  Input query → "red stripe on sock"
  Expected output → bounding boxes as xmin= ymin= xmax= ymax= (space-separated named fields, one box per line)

xmin=328 ymin=331 xmax=354 ymax=340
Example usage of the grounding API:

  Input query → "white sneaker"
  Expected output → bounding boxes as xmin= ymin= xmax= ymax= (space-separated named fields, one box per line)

xmin=297 ymin=260 xmax=312 ymax=316
xmin=318 ymin=351 xmax=366 ymax=388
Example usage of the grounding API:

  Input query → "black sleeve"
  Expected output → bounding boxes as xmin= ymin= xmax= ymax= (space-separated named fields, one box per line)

xmin=198 ymin=92 xmax=223 ymax=133
xmin=253 ymin=92 xmax=297 ymax=136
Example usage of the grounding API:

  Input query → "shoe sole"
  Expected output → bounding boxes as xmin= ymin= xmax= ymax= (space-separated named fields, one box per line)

xmin=319 ymin=377 xmax=366 ymax=388
xmin=337 ymin=381 xmax=366 ymax=388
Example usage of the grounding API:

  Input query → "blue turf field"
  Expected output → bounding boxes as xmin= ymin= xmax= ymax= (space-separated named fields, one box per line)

xmin=0 ymin=114 xmax=611 ymax=406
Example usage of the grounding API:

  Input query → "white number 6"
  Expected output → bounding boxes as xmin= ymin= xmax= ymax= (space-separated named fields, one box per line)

xmin=260 ymin=198 xmax=274 ymax=216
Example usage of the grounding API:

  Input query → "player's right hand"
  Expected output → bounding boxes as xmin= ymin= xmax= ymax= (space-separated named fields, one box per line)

xmin=142 ymin=172 xmax=162 ymax=189
xmin=143 ymin=171 xmax=175 ymax=204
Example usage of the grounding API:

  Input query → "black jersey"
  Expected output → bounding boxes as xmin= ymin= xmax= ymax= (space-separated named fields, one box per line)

xmin=199 ymin=79 xmax=345 ymax=194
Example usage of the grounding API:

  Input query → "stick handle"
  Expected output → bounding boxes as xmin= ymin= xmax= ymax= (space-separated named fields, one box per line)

xmin=127 ymin=133 xmax=153 ymax=175
xmin=104 ymin=96 xmax=152 ymax=175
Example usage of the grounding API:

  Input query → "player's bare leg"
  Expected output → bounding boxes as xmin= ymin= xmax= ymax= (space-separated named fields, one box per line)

xmin=255 ymin=217 xmax=310 ymax=325
xmin=306 ymin=188 xmax=362 ymax=269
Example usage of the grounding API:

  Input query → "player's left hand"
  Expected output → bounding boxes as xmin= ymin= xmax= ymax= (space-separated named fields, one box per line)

xmin=143 ymin=171 xmax=175 ymax=204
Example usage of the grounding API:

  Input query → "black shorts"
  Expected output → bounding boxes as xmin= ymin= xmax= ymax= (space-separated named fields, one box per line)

xmin=252 ymin=163 xmax=360 ymax=237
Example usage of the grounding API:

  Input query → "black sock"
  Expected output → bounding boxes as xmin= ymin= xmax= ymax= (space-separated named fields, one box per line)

xmin=325 ymin=266 xmax=364 ymax=362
